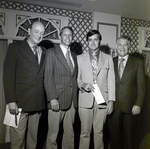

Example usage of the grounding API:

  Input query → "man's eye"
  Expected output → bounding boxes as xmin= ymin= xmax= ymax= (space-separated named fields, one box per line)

xmin=34 ymin=30 xmax=39 ymax=33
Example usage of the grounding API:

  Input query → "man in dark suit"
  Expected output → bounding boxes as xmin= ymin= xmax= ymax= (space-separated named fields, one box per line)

xmin=3 ymin=21 xmax=46 ymax=149
xmin=44 ymin=26 xmax=78 ymax=149
xmin=109 ymin=36 xmax=146 ymax=149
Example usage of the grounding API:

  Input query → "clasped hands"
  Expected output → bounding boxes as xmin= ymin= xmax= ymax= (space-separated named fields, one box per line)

xmin=81 ymin=83 xmax=114 ymax=115
xmin=81 ymin=83 xmax=95 ymax=92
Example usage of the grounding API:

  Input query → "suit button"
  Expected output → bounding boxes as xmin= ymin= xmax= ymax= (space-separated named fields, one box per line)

xmin=70 ymin=85 xmax=72 ymax=87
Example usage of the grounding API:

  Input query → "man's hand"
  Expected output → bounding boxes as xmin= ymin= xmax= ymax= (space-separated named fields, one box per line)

xmin=132 ymin=105 xmax=141 ymax=115
xmin=8 ymin=102 xmax=18 ymax=115
xmin=50 ymin=99 xmax=59 ymax=112
xmin=81 ymin=83 xmax=94 ymax=92
xmin=106 ymin=101 xmax=114 ymax=115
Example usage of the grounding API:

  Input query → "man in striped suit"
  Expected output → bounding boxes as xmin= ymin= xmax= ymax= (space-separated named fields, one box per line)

xmin=44 ymin=26 xmax=78 ymax=149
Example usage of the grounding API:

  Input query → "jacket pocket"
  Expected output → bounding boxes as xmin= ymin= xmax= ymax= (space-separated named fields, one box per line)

xmin=15 ymin=84 xmax=27 ymax=90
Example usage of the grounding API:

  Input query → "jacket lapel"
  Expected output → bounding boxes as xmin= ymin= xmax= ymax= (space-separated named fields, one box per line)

xmin=20 ymin=39 xmax=39 ymax=68
xmin=71 ymin=51 xmax=77 ymax=75
xmin=97 ymin=51 xmax=104 ymax=75
xmin=114 ymin=57 xmax=120 ymax=84
xmin=121 ymin=56 xmax=134 ymax=82
xmin=55 ymin=45 xmax=71 ymax=72
xmin=86 ymin=52 xmax=93 ymax=76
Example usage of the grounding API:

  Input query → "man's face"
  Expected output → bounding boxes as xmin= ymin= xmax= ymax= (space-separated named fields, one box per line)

xmin=88 ymin=34 xmax=100 ymax=52
xmin=28 ymin=22 xmax=45 ymax=45
xmin=60 ymin=28 xmax=73 ymax=47
xmin=116 ymin=38 xmax=129 ymax=57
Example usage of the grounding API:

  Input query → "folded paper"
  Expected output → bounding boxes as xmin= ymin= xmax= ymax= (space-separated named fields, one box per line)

xmin=92 ymin=84 xmax=105 ymax=104
xmin=3 ymin=105 xmax=22 ymax=128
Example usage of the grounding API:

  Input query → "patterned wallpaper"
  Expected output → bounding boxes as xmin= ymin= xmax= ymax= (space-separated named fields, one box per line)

xmin=0 ymin=0 xmax=93 ymax=52
xmin=1 ymin=1 xmax=150 ymax=53
xmin=121 ymin=17 xmax=150 ymax=53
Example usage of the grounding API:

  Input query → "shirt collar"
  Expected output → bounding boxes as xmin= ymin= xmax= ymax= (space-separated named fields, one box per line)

xmin=60 ymin=44 xmax=70 ymax=55
xmin=118 ymin=54 xmax=129 ymax=62
xmin=89 ymin=49 xmax=100 ymax=58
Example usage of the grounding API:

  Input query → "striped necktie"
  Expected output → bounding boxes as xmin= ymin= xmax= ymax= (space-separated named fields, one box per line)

xmin=66 ymin=49 xmax=74 ymax=74
xmin=118 ymin=58 xmax=125 ymax=79
xmin=32 ymin=46 xmax=38 ymax=64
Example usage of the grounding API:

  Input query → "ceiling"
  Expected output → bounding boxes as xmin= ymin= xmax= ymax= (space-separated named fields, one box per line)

xmin=6 ymin=0 xmax=150 ymax=21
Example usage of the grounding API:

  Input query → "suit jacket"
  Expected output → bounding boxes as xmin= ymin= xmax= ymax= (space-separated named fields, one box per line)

xmin=3 ymin=39 xmax=46 ymax=112
xmin=77 ymin=51 xmax=115 ymax=108
xmin=44 ymin=44 xmax=78 ymax=110
xmin=114 ymin=55 xmax=145 ymax=113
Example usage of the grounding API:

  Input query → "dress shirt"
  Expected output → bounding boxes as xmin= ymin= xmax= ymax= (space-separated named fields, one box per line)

xmin=27 ymin=41 xmax=42 ymax=64
xmin=31 ymin=46 xmax=42 ymax=64
xmin=118 ymin=54 xmax=129 ymax=69
xmin=60 ymin=44 xmax=74 ymax=67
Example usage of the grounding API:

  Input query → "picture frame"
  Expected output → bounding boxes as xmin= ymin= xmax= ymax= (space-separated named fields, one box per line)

xmin=138 ymin=27 xmax=150 ymax=53
xmin=97 ymin=22 xmax=118 ymax=49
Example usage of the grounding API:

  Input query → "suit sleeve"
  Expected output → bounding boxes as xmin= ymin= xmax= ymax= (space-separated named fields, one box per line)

xmin=77 ymin=55 xmax=84 ymax=90
xmin=135 ymin=59 xmax=146 ymax=107
xmin=44 ymin=48 xmax=59 ymax=102
xmin=108 ymin=55 xmax=116 ymax=102
xmin=3 ymin=43 xmax=18 ymax=103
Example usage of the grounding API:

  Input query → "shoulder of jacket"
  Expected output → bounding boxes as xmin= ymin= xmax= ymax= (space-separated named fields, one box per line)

xmin=77 ymin=52 xmax=88 ymax=58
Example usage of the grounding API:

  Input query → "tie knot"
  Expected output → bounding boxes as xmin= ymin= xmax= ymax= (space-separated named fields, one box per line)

xmin=66 ymin=49 xmax=70 ymax=56
xmin=119 ymin=58 xmax=125 ymax=62
xmin=32 ymin=46 xmax=38 ymax=52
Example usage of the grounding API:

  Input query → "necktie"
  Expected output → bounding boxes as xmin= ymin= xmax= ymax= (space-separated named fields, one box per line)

xmin=32 ymin=46 xmax=38 ymax=64
xmin=91 ymin=55 xmax=98 ymax=83
xmin=66 ymin=49 xmax=74 ymax=74
xmin=118 ymin=58 xmax=125 ymax=79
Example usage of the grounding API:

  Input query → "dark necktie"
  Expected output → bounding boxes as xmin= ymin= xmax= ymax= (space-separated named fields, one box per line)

xmin=118 ymin=58 xmax=125 ymax=79
xmin=32 ymin=46 xmax=38 ymax=64
xmin=66 ymin=49 xmax=74 ymax=74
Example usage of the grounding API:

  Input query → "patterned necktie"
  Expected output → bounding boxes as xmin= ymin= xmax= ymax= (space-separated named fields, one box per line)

xmin=91 ymin=55 xmax=98 ymax=83
xmin=118 ymin=58 xmax=125 ymax=79
xmin=32 ymin=46 xmax=38 ymax=64
xmin=66 ymin=49 xmax=74 ymax=74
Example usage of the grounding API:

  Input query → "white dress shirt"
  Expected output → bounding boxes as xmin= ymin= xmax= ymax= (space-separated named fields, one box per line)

xmin=118 ymin=54 xmax=129 ymax=69
xmin=60 ymin=44 xmax=74 ymax=67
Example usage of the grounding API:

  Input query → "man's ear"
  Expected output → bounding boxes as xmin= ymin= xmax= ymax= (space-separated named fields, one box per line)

xmin=128 ymin=41 xmax=131 ymax=49
xmin=115 ymin=42 xmax=117 ymax=50
xmin=28 ymin=28 xmax=30 ymax=36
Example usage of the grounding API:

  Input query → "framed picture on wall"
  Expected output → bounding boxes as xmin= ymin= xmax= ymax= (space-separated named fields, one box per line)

xmin=97 ymin=22 xmax=118 ymax=49
xmin=138 ymin=27 xmax=150 ymax=52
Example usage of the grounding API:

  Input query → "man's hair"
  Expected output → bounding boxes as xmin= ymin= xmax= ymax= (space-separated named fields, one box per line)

xmin=59 ymin=26 xmax=73 ymax=36
xmin=86 ymin=30 xmax=102 ymax=41
xmin=117 ymin=36 xmax=131 ymax=43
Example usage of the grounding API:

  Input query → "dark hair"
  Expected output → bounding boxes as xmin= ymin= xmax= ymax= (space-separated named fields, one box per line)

xmin=117 ymin=36 xmax=131 ymax=43
xmin=100 ymin=45 xmax=111 ymax=54
xmin=86 ymin=30 xmax=102 ymax=41
xmin=59 ymin=26 xmax=73 ymax=36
